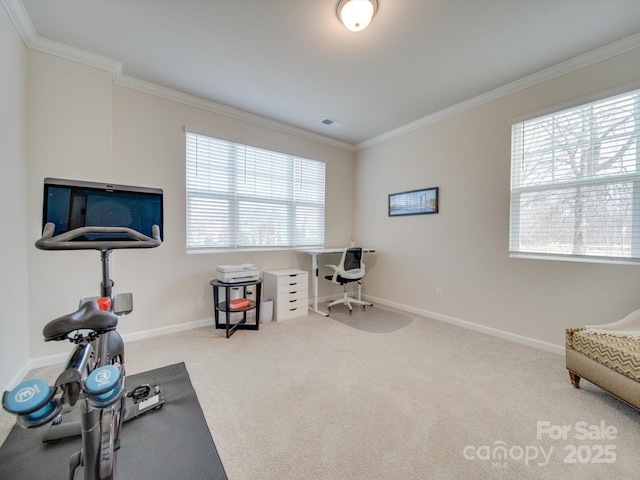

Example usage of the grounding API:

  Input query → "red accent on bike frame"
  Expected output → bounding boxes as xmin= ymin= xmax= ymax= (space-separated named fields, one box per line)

xmin=96 ymin=297 xmax=112 ymax=311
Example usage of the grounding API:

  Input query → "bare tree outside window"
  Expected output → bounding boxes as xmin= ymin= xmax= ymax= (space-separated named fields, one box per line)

xmin=510 ymin=91 xmax=640 ymax=262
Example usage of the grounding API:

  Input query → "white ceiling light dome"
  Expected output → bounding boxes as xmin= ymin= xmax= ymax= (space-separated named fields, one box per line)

xmin=337 ymin=0 xmax=378 ymax=32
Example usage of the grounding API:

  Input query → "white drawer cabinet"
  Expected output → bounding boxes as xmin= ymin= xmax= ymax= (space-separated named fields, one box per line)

xmin=264 ymin=269 xmax=308 ymax=321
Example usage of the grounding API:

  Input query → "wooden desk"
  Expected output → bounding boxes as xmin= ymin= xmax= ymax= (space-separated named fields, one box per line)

xmin=298 ymin=247 xmax=375 ymax=316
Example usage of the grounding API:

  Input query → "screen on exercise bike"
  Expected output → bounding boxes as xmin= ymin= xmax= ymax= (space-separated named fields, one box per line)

xmin=42 ymin=178 xmax=163 ymax=241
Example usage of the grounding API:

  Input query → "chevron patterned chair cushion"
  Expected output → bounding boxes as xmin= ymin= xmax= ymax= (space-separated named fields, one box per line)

xmin=569 ymin=328 xmax=640 ymax=382
xmin=566 ymin=311 xmax=640 ymax=411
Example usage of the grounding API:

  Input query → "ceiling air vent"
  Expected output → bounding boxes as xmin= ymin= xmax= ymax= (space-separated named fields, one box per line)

xmin=320 ymin=118 xmax=343 ymax=128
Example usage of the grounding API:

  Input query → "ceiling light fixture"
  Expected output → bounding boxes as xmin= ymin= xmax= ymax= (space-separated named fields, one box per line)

xmin=337 ymin=0 xmax=378 ymax=32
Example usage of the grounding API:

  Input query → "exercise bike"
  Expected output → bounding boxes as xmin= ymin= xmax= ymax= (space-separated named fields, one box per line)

xmin=2 ymin=223 xmax=164 ymax=480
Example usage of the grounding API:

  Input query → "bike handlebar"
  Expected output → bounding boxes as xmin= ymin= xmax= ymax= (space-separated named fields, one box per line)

xmin=35 ymin=222 xmax=162 ymax=251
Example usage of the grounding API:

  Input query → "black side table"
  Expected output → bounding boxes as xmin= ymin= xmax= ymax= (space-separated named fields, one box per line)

xmin=210 ymin=278 xmax=262 ymax=338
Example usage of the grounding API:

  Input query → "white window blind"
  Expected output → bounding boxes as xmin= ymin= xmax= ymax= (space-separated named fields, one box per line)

xmin=510 ymin=89 xmax=640 ymax=263
xmin=186 ymin=131 xmax=325 ymax=251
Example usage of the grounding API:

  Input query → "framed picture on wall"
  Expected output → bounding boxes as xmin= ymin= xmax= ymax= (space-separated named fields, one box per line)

xmin=388 ymin=187 xmax=439 ymax=217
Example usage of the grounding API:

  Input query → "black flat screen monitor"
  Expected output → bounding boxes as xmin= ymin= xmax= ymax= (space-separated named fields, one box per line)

xmin=42 ymin=178 xmax=163 ymax=241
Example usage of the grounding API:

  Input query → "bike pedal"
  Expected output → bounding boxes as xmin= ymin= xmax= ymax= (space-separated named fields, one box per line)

xmin=52 ymin=413 xmax=63 ymax=426
xmin=128 ymin=384 xmax=151 ymax=404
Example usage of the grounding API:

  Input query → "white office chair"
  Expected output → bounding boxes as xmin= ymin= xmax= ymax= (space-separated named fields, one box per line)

xmin=324 ymin=247 xmax=373 ymax=314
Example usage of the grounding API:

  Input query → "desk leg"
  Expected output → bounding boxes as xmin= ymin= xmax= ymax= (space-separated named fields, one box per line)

xmin=309 ymin=252 xmax=329 ymax=317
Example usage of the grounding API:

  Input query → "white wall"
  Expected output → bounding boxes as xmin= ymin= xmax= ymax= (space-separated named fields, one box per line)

xmin=355 ymin=47 xmax=640 ymax=350
xmin=13 ymin=19 xmax=640 ymax=370
xmin=0 ymin=6 xmax=29 ymax=390
xmin=26 ymin=50 xmax=115 ymax=360
xmin=25 ymin=51 xmax=356 ymax=361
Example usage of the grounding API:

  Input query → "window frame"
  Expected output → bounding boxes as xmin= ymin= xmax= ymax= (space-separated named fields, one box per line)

xmin=186 ymin=131 xmax=326 ymax=253
xmin=509 ymin=88 xmax=640 ymax=265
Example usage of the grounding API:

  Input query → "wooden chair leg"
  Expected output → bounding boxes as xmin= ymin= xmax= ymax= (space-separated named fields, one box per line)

xmin=569 ymin=371 xmax=581 ymax=388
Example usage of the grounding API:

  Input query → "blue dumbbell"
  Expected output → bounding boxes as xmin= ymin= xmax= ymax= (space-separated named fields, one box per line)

xmin=84 ymin=365 xmax=124 ymax=408
xmin=3 ymin=378 xmax=61 ymax=428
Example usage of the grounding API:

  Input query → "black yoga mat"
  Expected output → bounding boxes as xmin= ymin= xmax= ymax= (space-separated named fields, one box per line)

xmin=0 ymin=362 xmax=227 ymax=480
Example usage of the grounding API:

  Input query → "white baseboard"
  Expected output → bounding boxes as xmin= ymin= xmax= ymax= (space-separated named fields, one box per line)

xmin=363 ymin=294 xmax=564 ymax=356
xmin=5 ymin=362 xmax=33 ymax=393
xmin=121 ymin=317 xmax=214 ymax=343
xmin=14 ymin=296 xmax=563 ymax=390
xmin=8 ymin=318 xmax=216 ymax=389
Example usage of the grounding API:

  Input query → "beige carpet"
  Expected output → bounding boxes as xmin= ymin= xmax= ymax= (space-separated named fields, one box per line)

xmin=324 ymin=302 xmax=412 ymax=333
xmin=2 ymin=307 xmax=640 ymax=479
xmin=0 ymin=363 xmax=227 ymax=479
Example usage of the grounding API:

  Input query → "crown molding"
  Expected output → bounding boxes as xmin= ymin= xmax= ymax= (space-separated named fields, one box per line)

xmin=30 ymin=36 xmax=123 ymax=79
xmin=5 ymin=0 xmax=639 ymax=153
xmin=2 ymin=0 xmax=33 ymax=44
xmin=1 ymin=0 xmax=354 ymax=152
xmin=1 ymin=0 xmax=121 ymax=77
xmin=357 ymin=32 xmax=640 ymax=150
xmin=114 ymin=74 xmax=355 ymax=151
xmin=0 ymin=0 xmax=38 ymax=46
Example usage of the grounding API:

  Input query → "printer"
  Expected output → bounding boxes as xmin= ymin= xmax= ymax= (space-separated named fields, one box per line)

xmin=216 ymin=263 xmax=260 ymax=283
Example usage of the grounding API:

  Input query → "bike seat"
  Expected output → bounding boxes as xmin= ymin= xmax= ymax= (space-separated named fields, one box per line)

xmin=43 ymin=301 xmax=118 ymax=341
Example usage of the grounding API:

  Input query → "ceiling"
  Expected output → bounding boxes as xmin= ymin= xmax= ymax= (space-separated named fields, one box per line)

xmin=12 ymin=0 xmax=640 ymax=147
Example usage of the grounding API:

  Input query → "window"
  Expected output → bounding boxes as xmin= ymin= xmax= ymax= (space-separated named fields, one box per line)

xmin=510 ymin=89 xmax=640 ymax=263
xmin=186 ymin=131 xmax=325 ymax=251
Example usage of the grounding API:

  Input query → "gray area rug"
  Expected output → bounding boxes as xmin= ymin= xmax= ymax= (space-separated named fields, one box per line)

xmin=325 ymin=302 xmax=413 ymax=332
xmin=0 ymin=362 xmax=227 ymax=480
